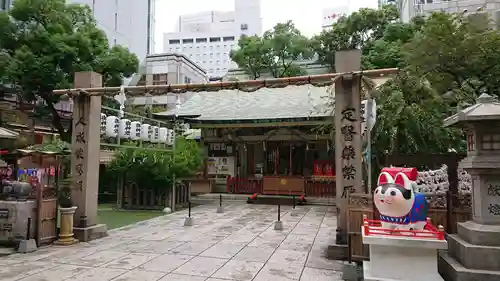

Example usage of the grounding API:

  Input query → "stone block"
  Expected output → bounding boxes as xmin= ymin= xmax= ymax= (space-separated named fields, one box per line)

xmin=457 ymin=221 xmax=500 ymax=247
xmin=325 ymin=244 xmax=348 ymax=260
xmin=438 ymin=251 xmax=500 ymax=281
xmin=73 ymin=223 xmax=107 ymax=242
xmin=184 ymin=217 xmax=193 ymax=226
xmin=273 ymin=220 xmax=283 ymax=231
xmin=216 ymin=206 xmax=224 ymax=213
xmin=448 ymin=234 xmax=500 ymax=271
xmin=17 ymin=239 xmax=37 ymax=253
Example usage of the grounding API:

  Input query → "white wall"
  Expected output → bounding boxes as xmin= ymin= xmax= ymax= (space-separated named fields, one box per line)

xmin=68 ymin=0 xmax=154 ymax=62
xmin=163 ymin=0 xmax=262 ymax=78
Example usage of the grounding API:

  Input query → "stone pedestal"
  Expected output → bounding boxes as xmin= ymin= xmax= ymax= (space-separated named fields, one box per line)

xmin=54 ymin=207 xmax=78 ymax=245
xmin=363 ymin=228 xmax=447 ymax=281
xmin=438 ymin=94 xmax=500 ymax=280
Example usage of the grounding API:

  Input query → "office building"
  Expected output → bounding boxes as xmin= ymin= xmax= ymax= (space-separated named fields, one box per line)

xmin=68 ymin=0 xmax=155 ymax=62
xmin=127 ymin=53 xmax=208 ymax=107
xmin=0 ymin=0 xmax=12 ymax=10
xmin=400 ymin=0 xmax=500 ymax=24
xmin=163 ymin=0 xmax=262 ymax=78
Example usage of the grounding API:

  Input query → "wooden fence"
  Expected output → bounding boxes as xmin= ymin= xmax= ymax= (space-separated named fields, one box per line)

xmin=120 ymin=181 xmax=190 ymax=210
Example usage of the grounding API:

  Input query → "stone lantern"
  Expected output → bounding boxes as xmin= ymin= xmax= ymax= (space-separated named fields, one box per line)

xmin=438 ymin=93 xmax=500 ymax=280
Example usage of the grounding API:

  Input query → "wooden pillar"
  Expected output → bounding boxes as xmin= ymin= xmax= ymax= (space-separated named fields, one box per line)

xmin=71 ymin=72 xmax=107 ymax=241
xmin=333 ymin=50 xmax=363 ymax=246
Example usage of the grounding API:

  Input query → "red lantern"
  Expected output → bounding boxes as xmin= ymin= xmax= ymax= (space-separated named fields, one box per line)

xmin=314 ymin=161 xmax=323 ymax=176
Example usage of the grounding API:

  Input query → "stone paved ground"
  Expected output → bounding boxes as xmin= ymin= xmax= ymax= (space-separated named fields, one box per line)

xmin=0 ymin=204 xmax=344 ymax=281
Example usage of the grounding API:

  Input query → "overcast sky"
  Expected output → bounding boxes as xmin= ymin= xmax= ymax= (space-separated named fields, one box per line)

xmin=154 ymin=0 xmax=378 ymax=52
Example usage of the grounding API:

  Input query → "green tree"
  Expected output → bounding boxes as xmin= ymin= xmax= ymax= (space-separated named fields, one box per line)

xmin=261 ymin=21 xmax=313 ymax=78
xmin=230 ymin=35 xmax=267 ymax=79
xmin=230 ymin=21 xmax=312 ymax=78
xmin=106 ymin=137 xmax=204 ymax=189
xmin=0 ymin=0 xmax=139 ymax=142
xmin=312 ymin=5 xmax=399 ymax=71
xmin=372 ymin=72 xmax=466 ymax=157
xmin=363 ymin=17 xmax=426 ymax=69
xmin=403 ymin=12 xmax=500 ymax=101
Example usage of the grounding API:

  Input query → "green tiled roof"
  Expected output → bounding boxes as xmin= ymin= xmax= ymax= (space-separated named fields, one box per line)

xmin=155 ymin=84 xmax=333 ymax=121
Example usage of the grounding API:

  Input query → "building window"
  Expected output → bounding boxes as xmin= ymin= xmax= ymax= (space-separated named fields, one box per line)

xmin=240 ymin=24 xmax=248 ymax=30
xmin=481 ymin=134 xmax=500 ymax=150
xmin=467 ymin=133 xmax=475 ymax=151
xmin=153 ymin=74 xmax=167 ymax=85
xmin=209 ymin=37 xmax=221 ymax=42
xmin=169 ymin=39 xmax=181 ymax=44
xmin=223 ymin=36 xmax=235 ymax=42
xmin=196 ymin=38 xmax=207 ymax=43
xmin=184 ymin=76 xmax=191 ymax=84
xmin=182 ymin=38 xmax=194 ymax=44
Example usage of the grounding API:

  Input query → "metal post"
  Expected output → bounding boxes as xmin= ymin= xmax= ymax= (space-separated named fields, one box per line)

xmin=278 ymin=204 xmax=281 ymax=222
xmin=219 ymin=194 xmax=222 ymax=207
xmin=188 ymin=201 xmax=191 ymax=218
xmin=293 ymin=195 xmax=296 ymax=209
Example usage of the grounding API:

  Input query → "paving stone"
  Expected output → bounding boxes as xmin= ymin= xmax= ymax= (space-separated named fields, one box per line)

xmin=0 ymin=261 xmax=58 ymax=280
xmin=268 ymin=249 xmax=309 ymax=265
xmin=18 ymin=264 xmax=93 ymax=281
xmin=173 ymin=256 xmax=228 ymax=277
xmin=300 ymin=267 xmax=342 ymax=281
xmin=110 ymin=269 xmax=167 ymax=281
xmin=200 ymin=242 xmax=247 ymax=259
xmin=254 ymin=261 xmax=303 ymax=280
xmin=69 ymin=267 xmax=127 ymax=281
xmin=138 ymin=254 xmax=193 ymax=273
xmin=158 ymin=273 xmax=206 ymax=281
xmin=0 ymin=204 xmax=343 ymax=281
xmin=103 ymin=253 xmax=159 ymax=269
xmin=279 ymin=241 xmax=313 ymax=252
xmin=305 ymin=249 xmax=344 ymax=271
xmin=135 ymin=240 xmax=186 ymax=254
xmin=233 ymin=246 xmax=275 ymax=262
xmin=212 ymin=259 xmax=264 ymax=280
xmin=67 ymin=250 xmax=130 ymax=267
xmin=169 ymin=241 xmax=215 ymax=255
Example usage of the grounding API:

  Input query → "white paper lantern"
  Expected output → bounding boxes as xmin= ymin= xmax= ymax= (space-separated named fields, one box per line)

xmin=159 ymin=127 xmax=168 ymax=143
xmin=166 ymin=129 xmax=175 ymax=145
xmin=105 ymin=116 xmax=119 ymax=138
xmin=100 ymin=113 xmax=107 ymax=135
xmin=140 ymin=124 xmax=151 ymax=141
xmin=119 ymin=119 xmax=132 ymax=139
xmin=130 ymin=121 xmax=142 ymax=140
xmin=150 ymin=126 xmax=160 ymax=143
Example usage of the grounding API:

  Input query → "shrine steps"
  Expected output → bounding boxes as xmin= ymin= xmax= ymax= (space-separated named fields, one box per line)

xmin=438 ymin=251 xmax=500 ymax=281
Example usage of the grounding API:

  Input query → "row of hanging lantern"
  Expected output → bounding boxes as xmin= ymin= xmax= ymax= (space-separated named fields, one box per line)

xmin=100 ymin=113 xmax=175 ymax=145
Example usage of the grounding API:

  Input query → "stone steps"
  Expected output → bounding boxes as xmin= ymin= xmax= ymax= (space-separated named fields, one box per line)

xmin=438 ymin=251 xmax=500 ymax=281
xmin=448 ymin=234 xmax=500 ymax=271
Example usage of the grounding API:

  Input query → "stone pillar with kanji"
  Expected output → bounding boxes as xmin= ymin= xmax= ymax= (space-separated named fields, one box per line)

xmin=327 ymin=50 xmax=363 ymax=259
xmin=438 ymin=93 xmax=500 ymax=280
xmin=71 ymin=72 xmax=108 ymax=241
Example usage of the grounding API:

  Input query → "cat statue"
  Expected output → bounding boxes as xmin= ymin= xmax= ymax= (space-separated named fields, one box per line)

xmin=374 ymin=171 xmax=428 ymax=231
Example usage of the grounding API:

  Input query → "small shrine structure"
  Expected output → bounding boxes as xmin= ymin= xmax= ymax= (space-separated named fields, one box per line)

xmin=438 ymin=93 xmax=500 ymax=280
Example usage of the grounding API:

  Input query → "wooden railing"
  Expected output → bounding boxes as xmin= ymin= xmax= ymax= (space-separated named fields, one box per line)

xmin=226 ymin=177 xmax=263 ymax=194
xmin=304 ymin=178 xmax=336 ymax=197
